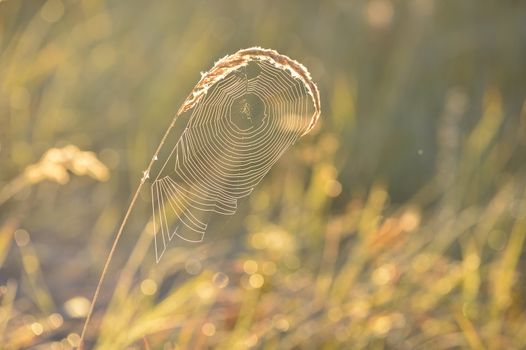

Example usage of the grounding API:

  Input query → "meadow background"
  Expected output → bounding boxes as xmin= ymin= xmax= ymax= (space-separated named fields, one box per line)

xmin=1 ymin=0 xmax=526 ymax=349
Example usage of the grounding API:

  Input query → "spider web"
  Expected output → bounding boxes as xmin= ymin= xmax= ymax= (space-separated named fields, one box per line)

xmin=151 ymin=49 xmax=320 ymax=262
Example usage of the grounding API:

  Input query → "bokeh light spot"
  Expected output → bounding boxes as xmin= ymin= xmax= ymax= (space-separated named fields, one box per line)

xmin=371 ymin=315 xmax=392 ymax=336
xmin=64 ymin=297 xmax=90 ymax=318
xmin=243 ymin=260 xmax=258 ymax=274
xmin=248 ymin=273 xmax=264 ymax=289
xmin=197 ymin=282 xmax=215 ymax=300
xmin=30 ymin=322 xmax=44 ymax=335
xmin=372 ymin=263 xmax=396 ymax=285
xmin=212 ymin=272 xmax=229 ymax=288
xmin=48 ymin=313 xmax=64 ymax=328
xmin=140 ymin=279 xmax=158 ymax=296
xmin=325 ymin=179 xmax=342 ymax=197
xmin=14 ymin=229 xmax=30 ymax=247
xmin=400 ymin=209 xmax=421 ymax=232
xmin=67 ymin=333 xmax=80 ymax=347
xmin=201 ymin=322 xmax=216 ymax=336
xmin=272 ymin=314 xmax=290 ymax=332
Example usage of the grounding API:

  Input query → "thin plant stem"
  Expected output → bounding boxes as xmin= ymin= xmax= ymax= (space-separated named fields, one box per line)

xmin=78 ymin=114 xmax=180 ymax=350
xmin=77 ymin=47 xmax=320 ymax=349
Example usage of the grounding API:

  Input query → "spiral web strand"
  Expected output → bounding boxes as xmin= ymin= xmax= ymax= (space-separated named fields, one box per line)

xmin=151 ymin=50 xmax=320 ymax=262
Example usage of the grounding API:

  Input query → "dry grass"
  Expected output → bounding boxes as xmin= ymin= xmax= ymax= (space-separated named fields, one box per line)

xmin=1 ymin=0 xmax=526 ymax=349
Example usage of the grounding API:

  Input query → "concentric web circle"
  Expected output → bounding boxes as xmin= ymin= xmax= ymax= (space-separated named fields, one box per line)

xmin=151 ymin=52 xmax=319 ymax=262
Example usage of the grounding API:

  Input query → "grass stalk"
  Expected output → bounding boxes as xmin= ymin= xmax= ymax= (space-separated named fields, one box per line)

xmin=78 ymin=113 xmax=180 ymax=350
